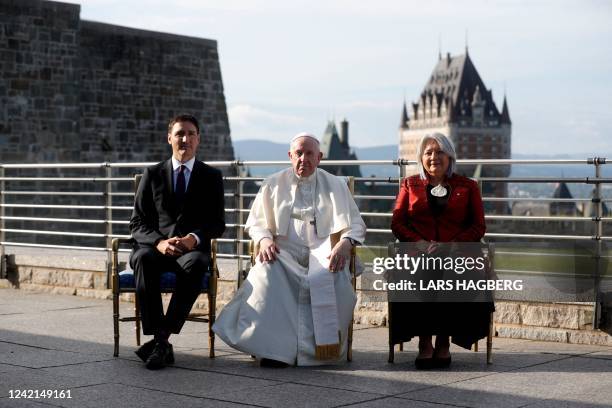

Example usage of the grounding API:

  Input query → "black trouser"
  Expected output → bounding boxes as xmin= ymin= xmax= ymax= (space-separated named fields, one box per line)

xmin=130 ymin=247 xmax=210 ymax=335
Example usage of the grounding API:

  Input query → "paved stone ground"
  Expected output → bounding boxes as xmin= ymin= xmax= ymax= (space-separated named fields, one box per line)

xmin=0 ymin=288 xmax=611 ymax=408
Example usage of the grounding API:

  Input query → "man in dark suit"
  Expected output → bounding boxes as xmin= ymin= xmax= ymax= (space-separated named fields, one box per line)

xmin=129 ymin=114 xmax=225 ymax=370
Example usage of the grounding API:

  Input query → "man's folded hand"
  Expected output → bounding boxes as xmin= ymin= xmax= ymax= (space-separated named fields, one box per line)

xmin=156 ymin=236 xmax=184 ymax=257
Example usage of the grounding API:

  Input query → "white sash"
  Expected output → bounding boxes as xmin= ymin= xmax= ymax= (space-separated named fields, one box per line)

xmin=308 ymin=238 xmax=341 ymax=359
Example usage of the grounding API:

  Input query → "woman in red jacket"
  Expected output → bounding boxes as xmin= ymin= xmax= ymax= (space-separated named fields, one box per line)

xmin=391 ymin=132 xmax=492 ymax=369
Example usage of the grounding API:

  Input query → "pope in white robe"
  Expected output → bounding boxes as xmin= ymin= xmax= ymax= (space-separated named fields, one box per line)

xmin=213 ymin=133 xmax=366 ymax=366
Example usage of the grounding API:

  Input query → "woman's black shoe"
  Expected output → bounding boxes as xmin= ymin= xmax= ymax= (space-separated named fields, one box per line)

xmin=414 ymin=357 xmax=435 ymax=370
xmin=260 ymin=358 xmax=289 ymax=368
xmin=433 ymin=355 xmax=451 ymax=369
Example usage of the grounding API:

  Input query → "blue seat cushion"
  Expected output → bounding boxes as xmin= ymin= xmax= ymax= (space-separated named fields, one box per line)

xmin=118 ymin=269 xmax=209 ymax=292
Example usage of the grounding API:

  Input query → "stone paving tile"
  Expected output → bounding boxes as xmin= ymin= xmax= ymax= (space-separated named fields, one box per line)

xmin=0 ymin=363 xmax=31 ymax=374
xmin=25 ymin=383 xmax=253 ymax=408
xmin=395 ymin=355 xmax=612 ymax=408
xmin=495 ymin=338 xmax=612 ymax=355
xmin=0 ymin=291 xmax=103 ymax=314
xmin=448 ymin=348 xmax=571 ymax=369
xmin=344 ymin=396 xmax=458 ymax=408
xmin=0 ymin=342 xmax=113 ymax=370
xmin=520 ymin=400 xmax=612 ymax=408
xmin=0 ymin=332 xmax=115 ymax=359
xmin=208 ymin=382 xmax=379 ymax=408
xmin=40 ymin=358 xmax=282 ymax=398
xmin=271 ymin=365 xmax=502 ymax=396
xmin=0 ymin=397 xmax=60 ymax=407
xmin=585 ymin=350 xmax=612 ymax=360
xmin=1 ymin=368 xmax=103 ymax=399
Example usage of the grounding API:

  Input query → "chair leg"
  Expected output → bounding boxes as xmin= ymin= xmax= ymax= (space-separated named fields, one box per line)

xmin=113 ymin=291 xmax=120 ymax=357
xmin=208 ymin=292 xmax=216 ymax=358
xmin=388 ymin=343 xmax=394 ymax=363
xmin=474 ymin=341 xmax=479 ymax=352
xmin=399 ymin=342 xmax=403 ymax=352
xmin=347 ymin=317 xmax=354 ymax=362
xmin=487 ymin=312 xmax=494 ymax=364
xmin=347 ymin=255 xmax=357 ymax=363
xmin=134 ymin=294 xmax=141 ymax=346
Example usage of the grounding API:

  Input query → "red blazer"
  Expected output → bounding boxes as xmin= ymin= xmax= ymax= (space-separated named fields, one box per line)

xmin=391 ymin=174 xmax=485 ymax=242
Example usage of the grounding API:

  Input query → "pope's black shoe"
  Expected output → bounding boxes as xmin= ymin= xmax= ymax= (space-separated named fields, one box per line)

xmin=145 ymin=341 xmax=174 ymax=370
xmin=135 ymin=339 xmax=157 ymax=363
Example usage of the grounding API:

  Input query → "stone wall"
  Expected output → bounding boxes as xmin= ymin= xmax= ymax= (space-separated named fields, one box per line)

xmin=77 ymin=21 xmax=233 ymax=163
xmin=0 ymin=0 xmax=233 ymax=164
xmin=0 ymin=0 xmax=81 ymax=163
xmin=0 ymin=0 xmax=235 ymax=247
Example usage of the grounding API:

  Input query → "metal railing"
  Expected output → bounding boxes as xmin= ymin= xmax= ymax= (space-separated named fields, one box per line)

xmin=0 ymin=158 xmax=610 ymax=326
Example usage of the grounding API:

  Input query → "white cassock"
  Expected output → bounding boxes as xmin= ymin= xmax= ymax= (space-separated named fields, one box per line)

xmin=213 ymin=167 xmax=366 ymax=365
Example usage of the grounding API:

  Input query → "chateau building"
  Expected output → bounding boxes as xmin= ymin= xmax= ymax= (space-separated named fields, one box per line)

xmin=319 ymin=119 xmax=362 ymax=178
xmin=399 ymin=50 xmax=511 ymax=212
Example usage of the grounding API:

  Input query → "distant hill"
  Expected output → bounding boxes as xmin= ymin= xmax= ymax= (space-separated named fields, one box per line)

xmin=234 ymin=140 xmax=611 ymax=174
xmin=233 ymin=140 xmax=400 ymax=177
xmin=233 ymin=140 xmax=401 ymax=162
xmin=233 ymin=140 xmax=611 ymax=197
xmin=233 ymin=140 xmax=289 ymax=162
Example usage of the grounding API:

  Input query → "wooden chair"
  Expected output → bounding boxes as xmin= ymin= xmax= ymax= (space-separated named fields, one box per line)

xmin=244 ymin=176 xmax=358 ymax=361
xmin=388 ymin=242 xmax=495 ymax=364
xmin=109 ymin=174 xmax=219 ymax=358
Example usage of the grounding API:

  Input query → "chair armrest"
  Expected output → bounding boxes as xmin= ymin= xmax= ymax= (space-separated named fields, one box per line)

xmin=111 ymin=237 xmax=135 ymax=253
xmin=210 ymin=239 xmax=218 ymax=278
xmin=249 ymin=240 xmax=258 ymax=266
xmin=109 ymin=237 xmax=135 ymax=291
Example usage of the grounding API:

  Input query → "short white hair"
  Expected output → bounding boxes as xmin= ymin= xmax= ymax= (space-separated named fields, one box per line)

xmin=416 ymin=132 xmax=457 ymax=180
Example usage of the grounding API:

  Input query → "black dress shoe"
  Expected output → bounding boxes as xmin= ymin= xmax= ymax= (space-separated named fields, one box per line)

xmin=135 ymin=339 xmax=157 ymax=363
xmin=260 ymin=358 xmax=289 ymax=368
xmin=414 ymin=357 xmax=435 ymax=370
xmin=433 ymin=355 xmax=451 ymax=369
xmin=145 ymin=342 xmax=174 ymax=370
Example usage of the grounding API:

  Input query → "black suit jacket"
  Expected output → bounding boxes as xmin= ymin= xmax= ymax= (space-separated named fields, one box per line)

xmin=129 ymin=159 xmax=225 ymax=254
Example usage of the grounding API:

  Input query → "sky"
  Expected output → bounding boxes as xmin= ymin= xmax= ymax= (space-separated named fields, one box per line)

xmin=64 ymin=0 xmax=612 ymax=155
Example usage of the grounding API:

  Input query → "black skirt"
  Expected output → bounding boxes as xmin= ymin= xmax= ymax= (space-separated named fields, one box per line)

xmin=388 ymin=301 xmax=494 ymax=350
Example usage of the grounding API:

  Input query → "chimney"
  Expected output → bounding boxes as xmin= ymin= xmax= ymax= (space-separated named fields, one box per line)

xmin=339 ymin=119 xmax=349 ymax=148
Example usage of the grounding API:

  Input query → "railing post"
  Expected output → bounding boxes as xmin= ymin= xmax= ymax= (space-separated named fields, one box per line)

xmin=0 ymin=166 xmax=6 ymax=279
xmin=236 ymin=169 xmax=245 ymax=289
xmin=105 ymin=165 xmax=113 ymax=288
xmin=592 ymin=158 xmax=603 ymax=329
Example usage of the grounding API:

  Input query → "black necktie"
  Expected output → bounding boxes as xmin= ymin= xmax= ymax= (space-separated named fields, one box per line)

xmin=175 ymin=165 xmax=186 ymax=206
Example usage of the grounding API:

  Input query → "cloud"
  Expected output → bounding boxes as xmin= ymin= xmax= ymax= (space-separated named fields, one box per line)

xmin=228 ymin=104 xmax=305 ymax=127
xmin=227 ymin=104 xmax=311 ymax=143
xmin=338 ymin=100 xmax=398 ymax=111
